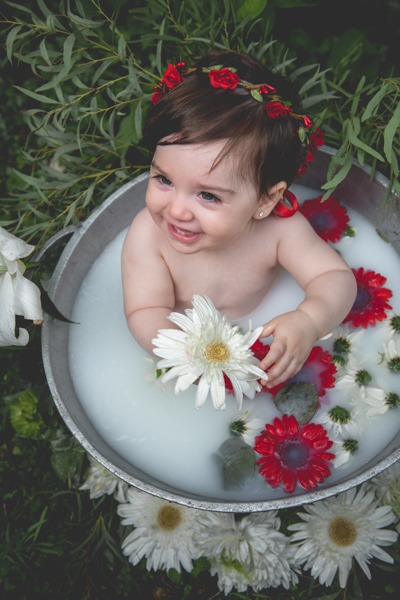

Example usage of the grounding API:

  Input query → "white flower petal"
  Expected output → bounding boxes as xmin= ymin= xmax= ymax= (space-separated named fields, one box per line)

xmin=0 ymin=225 xmax=35 ymax=263
xmin=0 ymin=272 xmax=29 ymax=346
xmin=195 ymin=376 xmax=210 ymax=408
xmin=152 ymin=295 xmax=265 ymax=410
xmin=13 ymin=269 xmax=43 ymax=321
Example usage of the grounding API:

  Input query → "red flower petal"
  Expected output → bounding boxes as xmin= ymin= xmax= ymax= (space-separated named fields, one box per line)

xmin=282 ymin=469 xmax=297 ymax=493
xmin=344 ymin=267 xmax=393 ymax=328
xmin=254 ymin=415 xmax=334 ymax=494
xmin=208 ymin=68 xmax=240 ymax=90
xmin=300 ymin=196 xmax=349 ymax=242
xmin=268 ymin=345 xmax=336 ymax=397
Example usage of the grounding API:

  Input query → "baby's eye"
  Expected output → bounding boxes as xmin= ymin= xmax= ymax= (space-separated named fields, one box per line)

xmin=200 ymin=191 xmax=220 ymax=203
xmin=155 ymin=174 xmax=172 ymax=186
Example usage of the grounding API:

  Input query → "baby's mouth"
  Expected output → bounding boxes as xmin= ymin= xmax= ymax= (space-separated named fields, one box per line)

xmin=167 ymin=223 xmax=201 ymax=242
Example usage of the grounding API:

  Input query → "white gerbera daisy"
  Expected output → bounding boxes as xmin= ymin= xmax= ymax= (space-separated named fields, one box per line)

xmin=355 ymin=386 xmax=389 ymax=417
xmin=375 ymin=312 xmax=400 ymax=341
xmin=331 ymin=324 xmax=365 ymax=359
xmin=230 ymin=407 xmax=265 ymax=446
xmin=335 ymin=355 xmax=387 ymax=416
xmin=332 ymin=439 xmax=359 ymax=467
xmin=382 ymin=338 xmax=400 ymax=374
xmin=152 ymin=295 xmax=266 ymax=410
xmin=368 ymin=461 xmax=400 ymax=528
xmin=288 ymin=484 xmax=397 ymax=588
xmin=313 ymin=404 xmax=363 ymax=439
xmin=117 ymin=488 xmax=204 ymax=573
xmin=194 ymin=511 xmax=298 ymax=593
xmin=79 ymin=455 xmax=129 ymax=501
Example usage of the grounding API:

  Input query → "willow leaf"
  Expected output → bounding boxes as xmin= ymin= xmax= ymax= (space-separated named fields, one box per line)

xmin=39 ymin=37 xmax=52 ymax=66
xmin=321 ymin=153 xmax=353 ymax=190
xmin=37 ymin=0 xmax=53 ymax=18
xmin=134 ymin=99 xmax=143 ymax=140
xmin=156 ymin=18 xmax=166 ymax=76
xmin=62 ymin=33 xmax=76 ymax=72
xmin=347 ymin=122 xmax=384 ymax=162
xmin=350 ymin=75 xmax=366 ymax=114
xmin=362 ymin=83 xmax=390 ymax=122
xmin=6 ymin=25 xmax=22 ymax=63
xmin=118 ymin=33 xmax=127 ymax=62
xmin=383 ymin=100 xmax=400 ymax=163
xmin=237 ymin=0 xmax=267 ymax=20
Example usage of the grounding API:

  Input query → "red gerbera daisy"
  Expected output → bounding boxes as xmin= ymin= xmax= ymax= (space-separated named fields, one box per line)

xmin=300 ymin=196 xmax=349 ymax=242
xmin=344 ymin=267 xmax=393 ymax=328
xmin=254 ymin=414 xmax=335 ymax=494
xmin=267 ymin=346 xmax=337 ymax=397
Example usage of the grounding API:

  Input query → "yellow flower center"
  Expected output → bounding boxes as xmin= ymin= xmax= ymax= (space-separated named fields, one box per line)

xmin=204 ymin=341 xmax=230 ymax=363
xmin=157 ymin=504 xmax=182 ymax=530
xmin=328 ymin=516 xmax=357 ymax=546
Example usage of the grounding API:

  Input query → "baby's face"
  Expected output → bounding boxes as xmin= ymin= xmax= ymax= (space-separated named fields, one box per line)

xmin=146 ymin=140 xmax=264 ymax=255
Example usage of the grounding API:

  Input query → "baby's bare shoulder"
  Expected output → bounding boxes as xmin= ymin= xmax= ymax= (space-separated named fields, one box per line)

xmin=124 ymin=208 xmax=158 ymax=248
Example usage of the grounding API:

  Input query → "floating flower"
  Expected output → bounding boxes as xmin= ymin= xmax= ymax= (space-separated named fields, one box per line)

xmin=376 ymin=312 xmax=400 ymax=341
xmin=152 ymin=295 xmax=266 ymax=410
xmin=267 ymin=345 xmax=336 ymax=397
xmin=313 ymin=405 xmax=363 ymax=439
xmin=335 ymin=355 xmax=388 ymax=416
xmin=300 ymin=196 xmax=349 ymax=242
xmin=344 ymin=267 xmax=392 ymax=328
xmin=230 ymin=408 xmax=265 ymax=447
xmin=288 ymin=485 xmax=397 ymax=588
xmin=193 ymin=511 xmax=298 ymax=593
xmin=332 ymin=439 xmax=359 ymax=467
xmin=330 ymin=324 xmax=365 ymax=367
xmin=382 ymin=338 xmax=400 ymax=373
xmin=117 ymin=488 xmax=204 ymax=573
xmin=254 ymin=414 xmax=335 ymax=494
xmin=79 ymin=454 xmax=129 ymax=502
xmin=0 ymin=225 xmax=43 ymax=346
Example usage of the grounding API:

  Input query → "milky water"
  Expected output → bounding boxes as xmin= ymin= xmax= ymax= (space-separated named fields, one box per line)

xmin=68 ymin=184 xmax=400 ymax=501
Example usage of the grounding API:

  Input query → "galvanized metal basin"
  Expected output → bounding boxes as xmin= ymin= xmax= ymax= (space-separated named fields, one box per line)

xmin=42 ymin=147 xmax=400 ymax=511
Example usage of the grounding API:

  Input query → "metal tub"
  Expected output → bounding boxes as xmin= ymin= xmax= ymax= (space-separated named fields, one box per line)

xmin=42 ymin=147 xmax=400 ymax=511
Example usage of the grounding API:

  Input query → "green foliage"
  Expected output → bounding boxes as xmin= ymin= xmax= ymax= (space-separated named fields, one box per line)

xmin=1 ymin=1 xmax=400 ymax=598
xmin=0 ymin=0 xmax=398 ymax=245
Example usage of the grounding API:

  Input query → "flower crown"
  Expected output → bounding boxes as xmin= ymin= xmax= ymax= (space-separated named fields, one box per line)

xmin=152 ymin=62 xmax=325 ymax=176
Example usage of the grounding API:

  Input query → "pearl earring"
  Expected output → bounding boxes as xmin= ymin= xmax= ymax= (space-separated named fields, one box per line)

xmin=259 ymin=211 xmax=264 ymax=218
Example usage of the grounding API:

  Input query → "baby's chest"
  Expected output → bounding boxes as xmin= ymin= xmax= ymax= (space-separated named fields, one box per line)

xmin=169 ymin=256 xmax=277 ymax=318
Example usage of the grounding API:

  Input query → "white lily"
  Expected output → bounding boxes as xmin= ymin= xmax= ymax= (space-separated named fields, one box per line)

xmin=152 ymin=295 xmax=267 ymax=410
xmin=0 ymin=226 xmax=43 ymax=346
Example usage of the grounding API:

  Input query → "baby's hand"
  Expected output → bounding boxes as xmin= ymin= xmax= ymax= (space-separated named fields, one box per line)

xmin=258 ymin=310 xmax=319 ymax=388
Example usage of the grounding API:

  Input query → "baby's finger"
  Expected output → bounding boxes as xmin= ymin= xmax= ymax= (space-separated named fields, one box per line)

xmin=259 ymin=341 xmax=285 ymax=371
xmin=266 ymin=357 xmax=301 ymax=388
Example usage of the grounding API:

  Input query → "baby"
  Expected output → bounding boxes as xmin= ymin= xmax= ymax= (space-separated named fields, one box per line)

xmin=121 ymin=50 xmax=357 ymax=389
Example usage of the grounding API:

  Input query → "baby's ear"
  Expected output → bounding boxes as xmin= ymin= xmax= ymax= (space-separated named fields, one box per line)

xmin=254 ymin=181 xmax=287 ymax=219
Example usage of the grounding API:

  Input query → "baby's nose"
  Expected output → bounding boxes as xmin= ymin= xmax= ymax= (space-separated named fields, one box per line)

xmin=168 ymin=193 xmax=193 ymax=220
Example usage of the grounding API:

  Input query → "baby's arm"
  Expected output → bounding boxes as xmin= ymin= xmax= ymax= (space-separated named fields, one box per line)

xmin=259 ymin=213 xmax=357 ymax=388
xmin=121 ymin=209 xmax=176 ymax=354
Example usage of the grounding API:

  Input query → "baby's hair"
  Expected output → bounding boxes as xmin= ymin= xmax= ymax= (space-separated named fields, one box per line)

xmin=144 ymin=50 xmax=315 ymax=194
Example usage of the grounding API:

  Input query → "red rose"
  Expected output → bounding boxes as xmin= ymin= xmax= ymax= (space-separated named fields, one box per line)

xmin=264 ymin=101 xmax=291 ymax=118
xmin=308 ymin=127 xmax=325 ymax=151
xmin=162 ymin=64 xmax=184 ymax=89
xmin=208 ymin=68 xmax=240 ymax=90
xmin=303 ymin=116 xmax=314 ymax=129
xmin=259 ymin=84 xmax=277 ymax=95
xmin=152 ymin=90 xmax=163 ymax=105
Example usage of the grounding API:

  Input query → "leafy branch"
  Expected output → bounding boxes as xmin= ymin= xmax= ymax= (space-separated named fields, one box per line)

xmin=0 ymin=0 xmax=398 ymax=246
